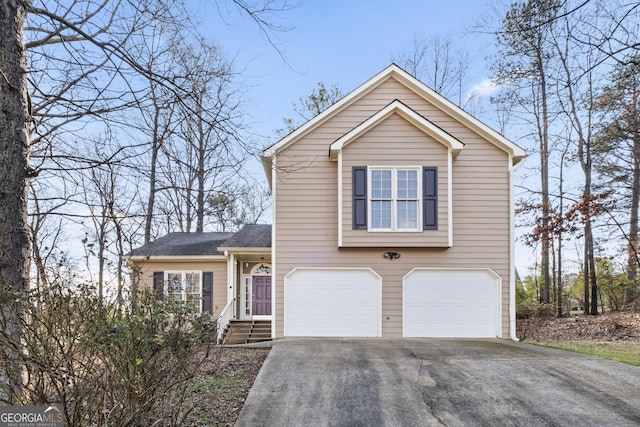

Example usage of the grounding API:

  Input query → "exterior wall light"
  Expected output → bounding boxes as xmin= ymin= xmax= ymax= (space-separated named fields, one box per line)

xmin=383 ymin=251 xmax=401 ymax=260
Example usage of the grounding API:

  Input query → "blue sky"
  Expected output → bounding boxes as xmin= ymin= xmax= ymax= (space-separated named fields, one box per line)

xmin=200 ymin=0 xmax=499 ymax=145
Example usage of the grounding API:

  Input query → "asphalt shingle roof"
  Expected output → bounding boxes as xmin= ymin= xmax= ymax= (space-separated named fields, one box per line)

xmin=129 ymin=232 xmax=234 ymax=257
xmin=128 ymin=224 xmax=272 ymax=257
xmin=219 ymin=224 xmax=271 ymax=248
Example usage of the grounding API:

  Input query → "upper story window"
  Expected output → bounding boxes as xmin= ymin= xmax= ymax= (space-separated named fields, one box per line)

xmin=165 ymin=271 xmax=202 ymax=313
xmin=370 ymin=167 xmax=420 ymax=231
xmin=353 ymin=166 xmax=437 ymax=232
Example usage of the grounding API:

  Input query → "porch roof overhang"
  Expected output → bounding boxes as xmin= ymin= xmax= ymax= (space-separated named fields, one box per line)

xmin=220 ymin=247 xmax=272 ymax=255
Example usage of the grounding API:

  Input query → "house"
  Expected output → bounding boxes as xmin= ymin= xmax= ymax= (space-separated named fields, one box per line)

xmin=261 ymin=64 xmax=525 ymax=340
xmin=128 ymin=225 xmax=272 ymax=342
xmin=129 ymin=64 xmax=526 ymax=341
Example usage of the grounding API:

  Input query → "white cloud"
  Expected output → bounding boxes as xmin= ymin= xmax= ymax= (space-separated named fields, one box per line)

xmin=466 ymin=79 xmax=501 ymax=100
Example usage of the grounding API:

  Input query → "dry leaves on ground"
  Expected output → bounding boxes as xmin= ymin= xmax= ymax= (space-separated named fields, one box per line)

xmin=182 ymin=347 xmax=269 ymax=426
xmin=521 ymin=311 xmax=640 ymax=342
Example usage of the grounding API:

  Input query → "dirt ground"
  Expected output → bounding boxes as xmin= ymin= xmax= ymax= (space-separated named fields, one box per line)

xmin=519 ymin=310 xmax=640 ymax=342
xmin=184 ymin=347 xmax=269 ymax=426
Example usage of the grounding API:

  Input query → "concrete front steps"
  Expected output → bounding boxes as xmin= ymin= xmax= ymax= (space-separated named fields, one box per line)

xmin=222 ymin=320 xmax=272 ymax=345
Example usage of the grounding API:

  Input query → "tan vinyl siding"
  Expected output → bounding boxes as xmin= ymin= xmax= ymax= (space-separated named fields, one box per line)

xmin=341 ymin=113 xmax=450 ymax=247
xmin=134 ymin=259 xmax=228 ymax=318
xmin=273 ymin=75 xmax=513 ymax=339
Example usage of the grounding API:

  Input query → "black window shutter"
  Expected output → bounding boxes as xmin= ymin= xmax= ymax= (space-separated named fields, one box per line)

xmin=153 ymin=271 xmax=164 ymax=299
xmin=423 ymin=167 xmax=438 ymax=230
xmin=202 ymin=272 xmax=213 ymax=314
xmin=352 ymin=166 xmax=367 ymax=229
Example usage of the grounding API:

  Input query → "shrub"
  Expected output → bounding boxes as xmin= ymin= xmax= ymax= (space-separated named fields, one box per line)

xmin=0 ymin=284 xmax=218 ymax=426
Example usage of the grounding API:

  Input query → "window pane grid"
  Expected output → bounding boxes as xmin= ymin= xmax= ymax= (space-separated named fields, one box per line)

xmin=369 ymin=167 xmax=420 ymax=231
xmin=371 ymin=200 xmax=392 ymax=229
xmin=371 ymin=170 xmax=392 ymax=199
xmin=164 ymin=271 xmax=202 ymax=314
xmin=396 ymin=200 xmax=418 ymax=229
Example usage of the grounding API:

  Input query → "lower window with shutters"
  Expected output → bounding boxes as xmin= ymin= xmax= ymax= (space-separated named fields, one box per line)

xmin=352 ymin=165 xmax=437 ymax=232
xmin=154 ymin=271 xmax=213 ymax=315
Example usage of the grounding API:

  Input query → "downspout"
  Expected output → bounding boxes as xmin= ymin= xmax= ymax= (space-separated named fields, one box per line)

xmin=271 ymin=155 xmax=277 ymax=339
xmin=224 ymin=250 xmax=235 ymax=318
xmin=510 ymin=155 xmax=525 ymax=341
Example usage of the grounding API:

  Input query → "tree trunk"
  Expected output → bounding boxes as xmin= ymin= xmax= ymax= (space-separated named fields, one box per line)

xmin=584 ymin=233 xmax=590 ymax=314
xmin=0 ymin=0 xmax=30 ymax=403
xmin=538 ymin=47 xmax=552 ymax=304
xmin=588 ymin=222 xmax=598 ymax=314
xmin=557 ymin=159 xmax=564 ymax=317
xmin=196 ymin=95 xmax=206 ymax=233
xmin=144 ymin=94 xmax=163 ymax=244
xmin=628 ymin=133 xmax=640 ymax=280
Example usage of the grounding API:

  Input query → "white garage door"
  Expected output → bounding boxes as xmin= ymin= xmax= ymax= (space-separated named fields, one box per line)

xmin=285 ymin=268 xmax=381 ymax=337
xmin=403 ymin=269 xmax=500 ymax=338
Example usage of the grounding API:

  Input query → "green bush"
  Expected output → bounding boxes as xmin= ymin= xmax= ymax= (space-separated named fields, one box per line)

xmin=0 ymin=284 xmax=218 ymax=426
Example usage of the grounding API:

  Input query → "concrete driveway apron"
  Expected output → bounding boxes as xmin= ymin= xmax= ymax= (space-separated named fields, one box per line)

xmin=236 ymin=338 xmax=640 ymax=427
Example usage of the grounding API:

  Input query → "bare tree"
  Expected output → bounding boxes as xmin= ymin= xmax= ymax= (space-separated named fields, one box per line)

xmin=393 ymin=32 xmax=470 ymax=107
xmin=150 ymin=38 xmax=250 ymax=233
xmin=276 ymin=82 xmax=343 ymax=137
xmin=78 ymin=136 xmax=136 ymax=302
xmin=491 ymin=0 xmax=561 ymax=304
xmin=2 ymin=0 xmax=292 ymax=402
xmin=206 ymin=181 xmax=271 ymax=231
xmin=594 ymin=57 xmax=640 ymax=290
xmin=552 ymin=4 xmax=608 ymax=315
xmin=20 ymin=0 xmax=293 ymax=248
xmin=0 ymin=0 xmax=30 ymax=404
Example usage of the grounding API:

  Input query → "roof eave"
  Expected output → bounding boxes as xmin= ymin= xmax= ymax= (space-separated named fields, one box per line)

xmin=263 ymin=63 xmax=527 ymax=166
xmin=260 ymin=155 xmax=273 ymax=189
xmin=261 ymin=64 xmax=402 ymax=159
xmin=218 ymin=247 xmax=272 ymax=254
xmin=126 ymin=255 xmax=228 ymax=262
xmin=388 ymin=66 xmax=528 ymax=164
xmin=329 ymin=100 xmax=464 ymax=160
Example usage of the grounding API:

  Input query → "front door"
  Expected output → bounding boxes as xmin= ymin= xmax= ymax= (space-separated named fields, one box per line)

xmin=252 ymin=276 xmax=272 ymax=316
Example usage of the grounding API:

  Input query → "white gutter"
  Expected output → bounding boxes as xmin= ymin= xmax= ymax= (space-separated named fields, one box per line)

xmin=509 ymin=153 xmax=526 ymax=341
xmin=127 ymin=255 xmax=227 ymax=261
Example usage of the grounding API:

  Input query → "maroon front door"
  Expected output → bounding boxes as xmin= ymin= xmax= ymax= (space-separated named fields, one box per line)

xmin=252 ymin=276 xmax=272 ymax=316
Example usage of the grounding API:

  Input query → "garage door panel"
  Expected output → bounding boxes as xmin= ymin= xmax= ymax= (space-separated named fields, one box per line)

xmin=285 ymin=268 xmax=381 ymax=337
xmin=404 ymin=269 xmax=499 ymax=338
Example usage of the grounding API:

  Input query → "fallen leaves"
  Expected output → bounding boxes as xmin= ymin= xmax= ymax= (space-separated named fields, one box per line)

xmin=182 ymin=347 xmax=269 ymax=426
xmin=520 ymin=311 xmax=640 ymax=342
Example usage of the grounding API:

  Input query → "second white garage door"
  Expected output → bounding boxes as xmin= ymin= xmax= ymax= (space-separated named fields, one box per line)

xmin=284 ymin=268 xmax=381 ymax=337
xmin=403 ymin=268 xmax=500 ymax=338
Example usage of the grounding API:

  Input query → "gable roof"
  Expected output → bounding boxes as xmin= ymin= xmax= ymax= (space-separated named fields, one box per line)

xmin=127 ymin=224 xmax=272 ymax=259
xmin=128 ymin=232 xmax=234 ymax=258
xmin=329 ymin=99 xmax=464 ymax=160
xmin=218 ymin=224 xmax=272 ymax=250
xmin=261 ymin=64 xmax=526 ymax=185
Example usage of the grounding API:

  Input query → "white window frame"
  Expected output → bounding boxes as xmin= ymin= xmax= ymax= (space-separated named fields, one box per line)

xmin=368 ymin=166 xmax=422 ymax=232
xmin=164 ymin=271 xmax=203 ymax=314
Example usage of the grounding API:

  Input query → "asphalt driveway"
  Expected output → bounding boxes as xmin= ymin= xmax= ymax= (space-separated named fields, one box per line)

xmin=236 ymin=338 xmax=640 ymax=426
